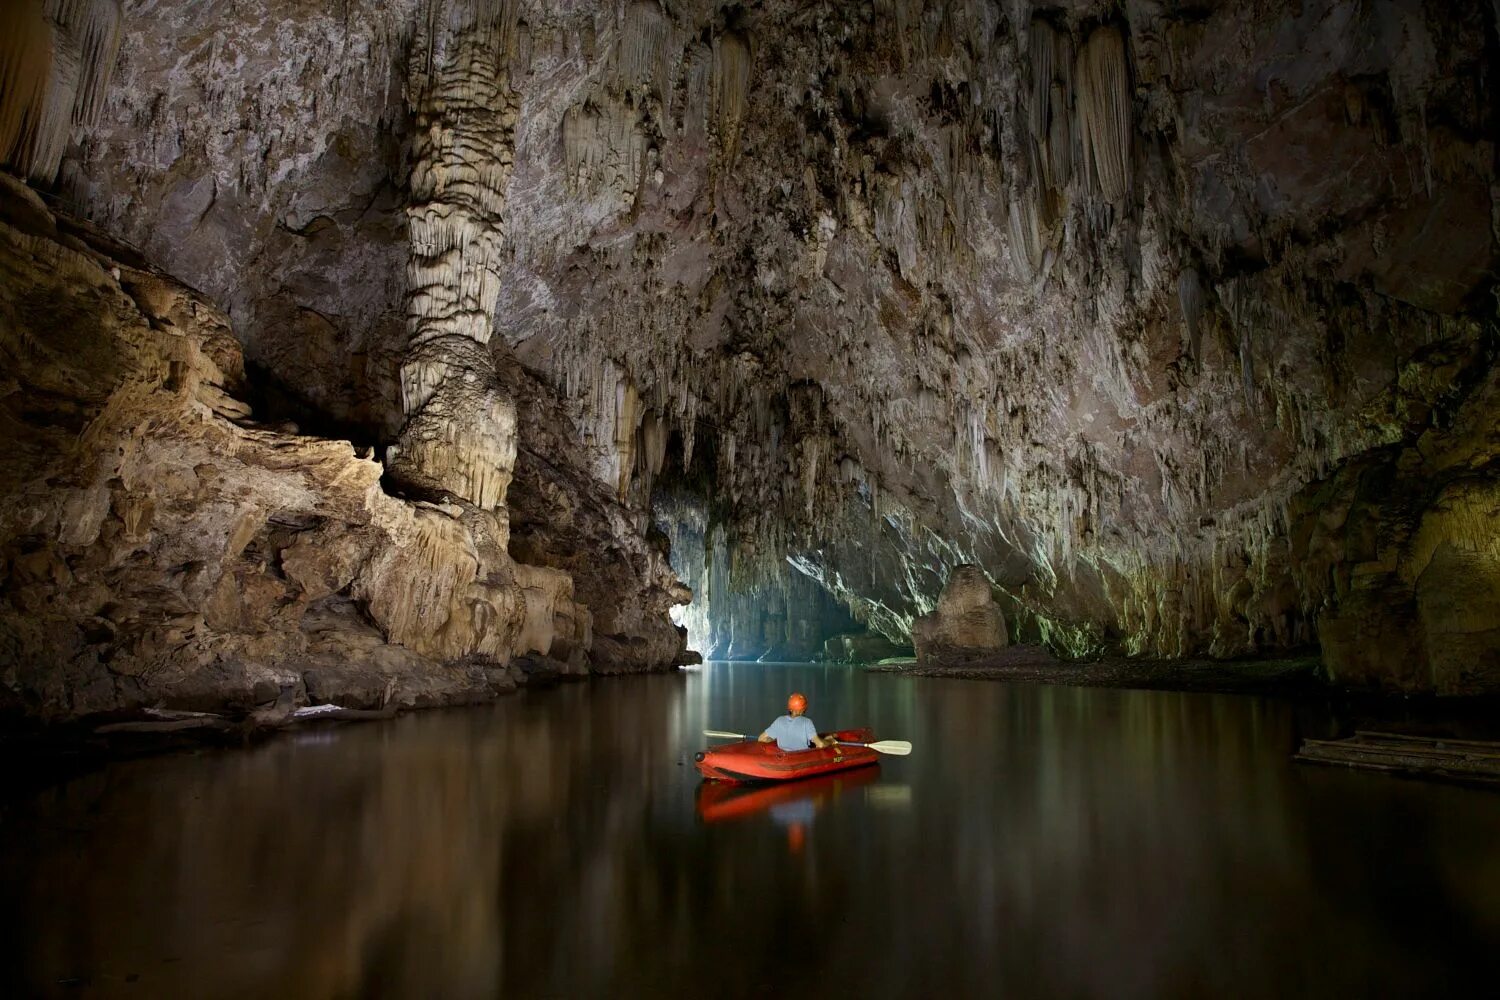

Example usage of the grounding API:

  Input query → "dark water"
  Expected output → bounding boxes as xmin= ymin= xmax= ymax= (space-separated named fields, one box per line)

xmin=3 ymin=663 xmax=1499 ymax=998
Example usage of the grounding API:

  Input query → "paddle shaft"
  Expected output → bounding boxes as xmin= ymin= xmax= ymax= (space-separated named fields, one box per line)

xmin=701 ymin=729 xmax=911 ymax=756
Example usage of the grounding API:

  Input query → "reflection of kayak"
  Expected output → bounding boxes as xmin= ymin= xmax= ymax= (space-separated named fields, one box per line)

xmin=696 ymin=765 xmax=880 ymax=823
xmin=694 ymin=728 xmax=880 ymax=783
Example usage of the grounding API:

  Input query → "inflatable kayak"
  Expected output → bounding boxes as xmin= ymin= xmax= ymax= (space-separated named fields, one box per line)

xmin=694 ymin=728 xmax=880 ymax=783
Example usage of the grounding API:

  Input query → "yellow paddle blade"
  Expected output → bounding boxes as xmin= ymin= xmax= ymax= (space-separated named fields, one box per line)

xmin=702 ymin=729 xmax=746 ymax=740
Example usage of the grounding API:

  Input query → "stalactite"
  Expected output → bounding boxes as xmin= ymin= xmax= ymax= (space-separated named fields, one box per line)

xmin=615 ymin=0 xmax=672 ymax=98
xmin=1074 ymin=25 xmax=1132 ymax=203
xmin=713 ymin=30 xmax=751 ymax=157
xmin=562 ymin=94 xmax=648 ymax=211
xmin=0 ymin=0 xmax=122 ymax=183
xmin=0 ymin=1 xmax=53 ymax=176
xmin=1178 ymin=266 xmax=1204 ymax=360
xmin=1008 ymin=192 xmax=1046 ymax=280
xmin=1027 ymin=18 xmax=1074 ymax=194
xmin=802 ymin=435 xmax=822 ymax=520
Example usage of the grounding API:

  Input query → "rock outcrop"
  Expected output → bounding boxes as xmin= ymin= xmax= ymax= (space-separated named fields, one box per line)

xmin=913 ymin=565 xmax=1009 ymax=664
xmin=502 ymin=358 xmax=689 ymax=674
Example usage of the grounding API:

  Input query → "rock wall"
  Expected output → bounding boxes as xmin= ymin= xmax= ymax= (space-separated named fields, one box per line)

xmin=514 ymin=0 xmax=1499 ymax=689
xmin=7 ymin=0 xmax=1500 ymax=694
xmin=0 ymin=175 xmax=683 ymax=722
xmin=503 ymin=358 xmax=689 ymax=674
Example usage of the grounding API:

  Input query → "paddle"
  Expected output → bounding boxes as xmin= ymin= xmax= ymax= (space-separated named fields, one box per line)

xmin=702 ymin=729 xmax=912 ymax=756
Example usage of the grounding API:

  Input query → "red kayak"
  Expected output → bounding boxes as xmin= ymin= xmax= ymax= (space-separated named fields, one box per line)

xmin=694 ymin=728 xmax=880 ymax=783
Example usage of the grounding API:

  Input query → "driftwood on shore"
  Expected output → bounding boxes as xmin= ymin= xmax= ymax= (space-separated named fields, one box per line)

xmin=93 ymin=714 xmax=236 ymax=735
xmin=90 ymin=694 xmax=400 ymax=743
xmin=1296 ymin=731 xmax=1500 ymax=787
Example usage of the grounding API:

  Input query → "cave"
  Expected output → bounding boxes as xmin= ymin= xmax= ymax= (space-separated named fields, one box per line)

xmin=2 ymin=0 xmax=1499 ymax=994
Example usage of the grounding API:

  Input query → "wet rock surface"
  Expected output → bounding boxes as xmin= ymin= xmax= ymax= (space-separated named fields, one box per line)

xmin=875 ymin=644 xmax=1326 ymax=697
xmin=824 ymin=631 xmax=914 ymax=665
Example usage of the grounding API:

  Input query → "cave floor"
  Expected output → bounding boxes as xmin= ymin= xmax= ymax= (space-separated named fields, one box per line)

xmin=3 ymin=662 xmax=1498 ymax=996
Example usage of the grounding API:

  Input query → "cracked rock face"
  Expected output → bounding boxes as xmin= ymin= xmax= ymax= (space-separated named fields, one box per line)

xmin=6 ymin=0 xmax=1500 ymax=701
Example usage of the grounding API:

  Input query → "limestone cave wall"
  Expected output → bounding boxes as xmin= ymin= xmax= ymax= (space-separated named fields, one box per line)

xmin=3 ymin=0 xmax=1499 ymax=702
xmin=0 ymin=172 xmax=685 ymax=721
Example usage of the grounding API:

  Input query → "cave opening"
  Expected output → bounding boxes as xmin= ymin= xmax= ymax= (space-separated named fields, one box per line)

xmin=649 ymin=418 xmax=867 ymax=662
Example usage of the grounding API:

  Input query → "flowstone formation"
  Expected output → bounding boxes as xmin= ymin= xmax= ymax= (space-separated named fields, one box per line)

xmin=3 ymin=0 xmax=1499 ymax=702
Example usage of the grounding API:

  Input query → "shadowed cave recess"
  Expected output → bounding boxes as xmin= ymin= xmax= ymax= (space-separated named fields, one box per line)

xmin=1 ymin=0 xmax=1498 ymax=725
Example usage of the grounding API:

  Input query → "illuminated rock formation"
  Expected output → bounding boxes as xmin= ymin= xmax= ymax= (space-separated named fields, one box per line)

xmin=1 ymin=0 xmax=1497 ymax=707
xmin=388 ymin=5 xmax=520 ymax=512
xmin=0 ymin=175 xmax=682 ymax=721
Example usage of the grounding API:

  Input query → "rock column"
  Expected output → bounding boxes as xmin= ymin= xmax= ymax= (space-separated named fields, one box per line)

xmin=387 ymin=6 xmax=519 ymax=513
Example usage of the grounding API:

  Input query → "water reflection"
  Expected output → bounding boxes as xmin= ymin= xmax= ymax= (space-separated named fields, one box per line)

xmin=2 ymin=665 xmax=1498 ymax=997
xmin=696 ymin=768 xmax=884 ymax=854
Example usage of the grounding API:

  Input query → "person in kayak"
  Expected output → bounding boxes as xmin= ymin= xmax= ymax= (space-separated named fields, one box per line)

xmin=758 ymin=692 xmax=840 ymax=752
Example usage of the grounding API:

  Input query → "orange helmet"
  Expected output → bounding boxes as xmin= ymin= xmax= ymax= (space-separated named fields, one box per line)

xmin=787 ymin=692 xmax=807 ymax=713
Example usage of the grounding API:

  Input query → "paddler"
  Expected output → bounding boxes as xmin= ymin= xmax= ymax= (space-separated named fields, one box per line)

xmin=758 ymin=692 xmax=840 ymax=751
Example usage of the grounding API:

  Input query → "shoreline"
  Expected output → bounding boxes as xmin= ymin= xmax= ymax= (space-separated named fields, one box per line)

xmin=864 ymin=645 xmax=1329 ymax=698
xmin=864 ymin=646 xmax=1500 ymax=746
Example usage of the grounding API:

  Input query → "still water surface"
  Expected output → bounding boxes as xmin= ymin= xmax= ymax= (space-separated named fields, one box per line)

xmin=3 ymin=663 xmax=1499 ymax=997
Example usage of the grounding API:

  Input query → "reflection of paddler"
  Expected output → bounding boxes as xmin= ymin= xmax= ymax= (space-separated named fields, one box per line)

xmin=695 ymin=766 xmax=880 ymax=824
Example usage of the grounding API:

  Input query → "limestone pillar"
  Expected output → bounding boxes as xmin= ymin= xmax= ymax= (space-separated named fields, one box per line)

xmin=386 ymin=5 xmax=519 ymax=512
